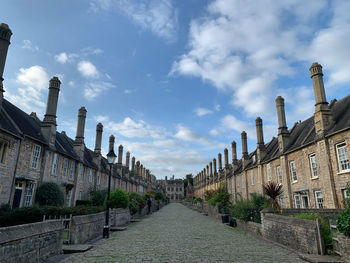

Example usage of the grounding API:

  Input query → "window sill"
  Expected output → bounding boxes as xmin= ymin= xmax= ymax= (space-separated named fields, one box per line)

xmin=311 ymin=177 xmax=319 ymax=180
xmin=292 ymin=181 xmax=298 ymax=184
xmin=337 ymin=170 xmax=350 ymax=175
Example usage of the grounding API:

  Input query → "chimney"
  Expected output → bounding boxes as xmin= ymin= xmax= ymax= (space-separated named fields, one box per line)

xmin=140 ymin=164 xmax=143 ymax=178
xmin=203 ymin=169 xmax=207 ymax=184
xmin=224 ymin=148 xmax=229 ymax=168
xmin=75 ymin=107 xmax=87 ymax=145
xmin=255 ymin=117 xmax=266 ymax=162
xmin=74 ymin=107 xmax=87 ymax=159
xmin=131 ymin=156 xmax=135 ymax=172
xmin=231 ymin=141 xmax=238 ymax=171
xmin=0 ymin=23 xmax=12 ymax=109
xmin=241 ymin=131 xmax=249 ymax=169
xmin=109 ymin=135 xmax=115 ymax=153
xmin=310 ymin=62 xmax=332 ymax=136
xmin=136 ymin=161 xmax=140 ymax=176
xmin=218 ymin=153 xmax=222 ymax=170
xmin=41 ymin=77 xmax=61 ymax=148
xmin=94 ymin=123 xmax=103 ymax=154
xmin=213 ymin=158 xmax=217 ymax=175
xmin=118 ymin=145 xmax=123 ymax=165
xmin=209 ymin=162 xmax=213 ymax=177
xmin=165 ymin=176 xmax=168 ymax=181
xmin=126 ymin=151 xmax=130 ymax=170
xmin=275 ymin=96 xmax=289 ymax=152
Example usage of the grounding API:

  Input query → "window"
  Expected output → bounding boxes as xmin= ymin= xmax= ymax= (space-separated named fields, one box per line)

xmin=78 ymin=191 xmax=82 ymax=200
xmin=0 ymin=141 xmax=8 ymax=164
xmin=251 ymin=170 xmax=255 ymax=185
xmin=280 ymin=195 xmax=285 ymax=208
xmin=277 ymin=166 xmax=282 ymax=184
xmin=267 ymin=163 xmax=271 ymax=181
xmin=290 ymin=161 xmax=297 ymax=182
xmin=63 ymin=158 xmax=68 ymax=176
xmin=242 ymin=173 xmax=245 ymax=187
xmin=66 ymin=189 xmax=72 ymax=207
xmin=80 ymin=164 xmax=84 ymax=181
xmin=344 ymin=188 xmax=350 ymax=199
xmin=69 ymin=161 xmax=75 ymax=179
xmin=294 ymin=195 xmax=301 ymax=208
xmin=30 ymin=144 xmax=41 ymax=169
xmin=315 ymin=191 xmax=324 ymax=208
xmin=51 ymin=153 xmax=58 ymax=175
xmin=97 ymin=173 xmax=101 ymax=185
xmin=336 ymin=143 xmax=350 ymax=172
xmin=309 ymin=154 xmax=318 ymax=178
xmin=24 ymin=183 xmax=34 ymax=207
xmin=89 ymin=169 xmax=93 ymax=183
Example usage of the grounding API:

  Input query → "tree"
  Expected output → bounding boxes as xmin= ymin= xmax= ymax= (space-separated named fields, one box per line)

xmin=263 ymin=181 xmax=283 ymax=211
xmin=35 ymin=182 xmax=64 ymax=206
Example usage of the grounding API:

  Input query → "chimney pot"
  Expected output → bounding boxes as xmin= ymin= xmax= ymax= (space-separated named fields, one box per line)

xmin=94 ymin=123 xmax=103 ymax=154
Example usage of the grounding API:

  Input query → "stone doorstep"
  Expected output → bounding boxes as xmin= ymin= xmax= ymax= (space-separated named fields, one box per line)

xmin=299 ymin=253 xmax=343 ymax=263
xmin=62 ymin=244 xmax=93 ymax=254
xmin=110 ymin=226 xmax=127 ymax=231
xmin=131 ymin=219 xmax=141 ymax=222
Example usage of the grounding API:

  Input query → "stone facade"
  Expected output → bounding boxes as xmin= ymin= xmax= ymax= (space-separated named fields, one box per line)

xmin=194 ymin=63 xmax=350 ymax=210
xmin=158 ymin=176 xmax=184 ymax=201
xmin=0 ymin=23 xmax=158 ymax=208
xmin=0 ymin=219 xmax=64 ymax=263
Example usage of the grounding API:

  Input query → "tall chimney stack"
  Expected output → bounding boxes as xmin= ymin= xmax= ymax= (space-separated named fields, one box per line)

xmin=0 ymin=23 xmax=12 ymax=109
xmin=131 ymin=156 xmax=135 ymax=172
xmin=218 ymin=153 xmax=222 ymax=170
xmin=275 ymin=96 xmax=289 ymax=152
xmin=74 ymin=107 xmax=87 ymax=159
xmin=108 ymin=135 xmax=115 ymax=153
xmin=41 ymin=77 xmax=61 ymax=148
xmin=255 ymin=117 xmax=266 ymax=162
xmin=224 ymin=148 xmax=229 ymax=168
xmin=136 ymin=161 xmax=140 ymax=176
xmin=94 ymin=123 xmax=103 ymax=154
xmin=309 ymin=62 xmax=332 ymax=136
xmin=231 ymin=141 xmax=238 ymax=171
xmin=206 ymin=165 xmax=209 ymax=181
xmin=213 ymin=158 xmax=217 ymax=175
xmin=126 ymin=152 xmax=130 ymax=170
xmin=241 ymin=131 xmax=248 ymax=169
xmin=209 ymin=162 xmax=213 ymax=177
xmin=118 ymin=145 xmax=123 ymax=165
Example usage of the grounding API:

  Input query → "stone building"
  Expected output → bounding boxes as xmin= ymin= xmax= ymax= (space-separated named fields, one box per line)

xmin=194 ymin=62 xmax=350 ymax=209
xmin=0 ymin=23 xmax=157 ymax=208
xmin=158 ymin=176 xmax=184 ymax=201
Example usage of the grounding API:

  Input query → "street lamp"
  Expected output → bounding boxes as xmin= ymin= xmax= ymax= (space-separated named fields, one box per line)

xmin=103 ymin=147 xmax=117 ymax=238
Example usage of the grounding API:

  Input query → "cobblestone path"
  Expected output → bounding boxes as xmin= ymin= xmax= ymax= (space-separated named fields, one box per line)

xmin=61 ymin=203 xmax=305 ymax=263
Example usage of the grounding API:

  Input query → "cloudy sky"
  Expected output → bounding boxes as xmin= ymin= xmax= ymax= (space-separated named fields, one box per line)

xmin=1 ymin=0 xmax=350 ymax=179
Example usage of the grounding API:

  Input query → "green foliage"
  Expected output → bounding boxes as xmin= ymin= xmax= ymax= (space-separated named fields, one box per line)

xmin=90 ymin=189 xmax=107 ymax=206
xmin=143 ymin=192 xmax=154 ymax=200
xmin=204 ymin=189 xmax=216 ymax=201
xmin=35 ymin=182 xmax=64 ymax=206
xmin=294 ymin=212 xmax=319 ymax=220
xmin=194 ymin=197 xmax=203 ymax=203
xmin=0 ymin=205 xmax=106 ymax=227
xmin=129 ymin=192 xmax=146 ymax=215
xmin=154 ymin=191 xmax=167 ymax=202
xmin=337 ymin=209 xmax=350 ymax=237
xmin=75 ymin=199 xmax=93 ymax=206
xmin=343 ymin=182 xmax=350 ymax=208
xmin=263 ymin=181 xmax=283 ymax=211
xmin=208 ymin=184 xmax=230 ymax=207
xmin=0 ymin=203 xmax=11 ymax=213
xmin=107 ymin=189 xmax=129 ymax=209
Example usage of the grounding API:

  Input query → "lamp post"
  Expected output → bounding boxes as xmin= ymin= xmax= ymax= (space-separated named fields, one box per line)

xmin=103 ymin=147 xmax=117 ymax=238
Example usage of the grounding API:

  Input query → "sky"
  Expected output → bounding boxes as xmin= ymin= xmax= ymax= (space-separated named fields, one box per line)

xmin=1 ymin=0 xmax=350 ymax=179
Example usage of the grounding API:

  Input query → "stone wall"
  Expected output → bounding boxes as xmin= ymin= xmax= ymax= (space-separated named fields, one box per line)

xmin=111 ymin=208 xmax=130 ymax=227
xmin=69 ymin=211 xmax=105 ymax=244
xmin=236 ymin=219 xmax=262 ymax=236
xmin=0 ymin=220 xmax=63 ymax=263
xmin=261 ymin=211 xmax=322 ymax=254
xmin=282 ymin=208 xmax=342 ymax=220
xmin=331 ymin=225 xmax=350 ymax=263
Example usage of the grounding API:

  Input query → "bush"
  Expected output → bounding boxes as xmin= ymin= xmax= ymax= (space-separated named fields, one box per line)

xmin=129 ymin=192 xmax=146 ymax=215
xmin=107 ymin=189 xmax=129 ymax=209
xmin=194 ymin=197 xmax=203 ymax=203
xmin=35 ymin=182 xmax=64 ymax=206
xmin=75 ymin=200 xmax=93 ymax=206
xmin=263 ymin=181 xmax=283 ymax=211
xmin=154 ymin=191 xmax=167 ymax=202
xmin=230 ymin=200 xmax=254 ymax=222
xmin=204 ymin=190 xmax=216 ymax=201
xmin=208 ymin=184 xmax=230 ymax=207
xmin=90 ymin=189 xmax=107 ymax=206
xmin=337 ymin=209 xmax=350 ymax=237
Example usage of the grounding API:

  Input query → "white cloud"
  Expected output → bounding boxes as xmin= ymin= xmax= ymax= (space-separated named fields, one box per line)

xmin=94 ymin=115 xmax=110 ymax=123
xmin=77 ymin=60 xmax=99 ymax=78
xmin=55 ymin=52 xmax=68 ymax=64
xmin=83 ymin=81 xmax=114 ymax=100
xmin=68 ymin=81 xmax=75 ymax=87
xmin=90 ymin=0 xmax=178 ymax=42
xmin=6 ymin=66 xmax=49 ymax=115
xmin=124 ymin=89 xmax=132 ymax=94
xmin=21 ymin=40 xmax=39 ymax=51
xmin=194 ymin=107 xmax=213 ymax=117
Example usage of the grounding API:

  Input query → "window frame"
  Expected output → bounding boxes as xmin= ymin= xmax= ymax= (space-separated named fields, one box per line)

xmin=290 ymin=161 xmax=297 ymax=182
xmin=336 ymin=143 xmax=350 ymax=172
xmin=51 ymin=153 xmax=58 ymax=175
xmin=24 ymin=183 xmax=35 ymax=207
xmin=89 ymin=169 xmax=93 ymax=183
xmin=69 ymin=161 xmax=75 ymax=180
xmin=63 ymin=158 xmax=68 ymax=177
xmin=0 ymin=140 xmax=8 ymax=164
xmin=251 ymin=170 xmax=255 ymax=185
xmin=294 ymin=194 xmax=301 ymax=208
xmin=277 ymin=165 xmax=282 ymax=184
xmin=314 ymin=191 xmax=324 ymax=209
xmin=30 ymin=144 xmax=41 ymax=169
xmin=266 ymin=163 xmax=271 ymax=181
xmin=309 ymin=153 xmax=318 ymax=178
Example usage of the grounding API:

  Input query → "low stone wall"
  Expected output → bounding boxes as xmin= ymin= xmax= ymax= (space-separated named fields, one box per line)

xmin=283 ymin=208 xmax=342 ymax=220
xmin=69 ymin=212 xmax=105 ymax=244
xmin=203 ymin=203 xmax=221 ymax=221
xmin=0 ymin=220 xmax=63 ymax=263
xmin=111 ymin=208 xmax=131 ymax=227
xmin=236 ymin=219 xmax=262 ymax=236
xmin=331 ymin=225 xmax=350 ymax=262
xmin=261 ymin=211 xmax=322 ymax=254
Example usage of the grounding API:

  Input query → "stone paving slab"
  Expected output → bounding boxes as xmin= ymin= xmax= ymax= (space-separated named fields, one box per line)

xmin=62 ymin=244 xmax=93 ymax=253
xmin=59 ymin=203 xmax=307 ymax=263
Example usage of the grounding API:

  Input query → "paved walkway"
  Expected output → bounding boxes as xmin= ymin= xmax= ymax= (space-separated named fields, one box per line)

xmin=61 ymin=203 xmax=305 ymax=262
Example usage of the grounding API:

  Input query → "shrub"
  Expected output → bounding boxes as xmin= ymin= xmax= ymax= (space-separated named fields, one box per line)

xmin=263 ymin=181 xmax=283 ymax=211
xmin=154 ymin=191 xmax=167 ymax=202
xmin=129 ymin=192 xmax=146 ymax=215
xmin=75 ymin=200 xmax=93 ymax=206
xmin=194 ymin=197 xmax=203 ymax=203
xmin=208 ymin=184 xmax=230 ymax=207
xmin=107 ymin=189 xmax=129 ymax=209
xmin=230 ymin=199 xmax=254 ymax=222
xmin=0 ymin=203 xmax=11 ymax=213
xmin=337 ymin=209 xmax=350 ymax=237
xmin=90 ymin=189 xmax=107 ymax=206
xmin=204 ymin=189 xmax=216 ymax=201
xmin=35 ymin=182 xmax=64 ymax=206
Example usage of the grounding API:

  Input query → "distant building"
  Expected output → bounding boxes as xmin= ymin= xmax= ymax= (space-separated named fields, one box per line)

xmin=157 ymin=176 xmax=184 ymax=201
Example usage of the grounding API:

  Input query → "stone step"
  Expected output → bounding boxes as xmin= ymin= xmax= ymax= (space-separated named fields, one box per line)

xmin=131 ymin=219 xmax=141 ymax=222
xmin=62 ymin=244 xmax=93 ymax=254
xmin=110 ymin=226 xmax=127 ymax=231
xmin=299 ymin=253 xmax=342 ymax=263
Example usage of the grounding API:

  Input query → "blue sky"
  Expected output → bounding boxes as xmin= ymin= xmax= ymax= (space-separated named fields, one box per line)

xmin=1 ymin=0 xmax=350 ymax=179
